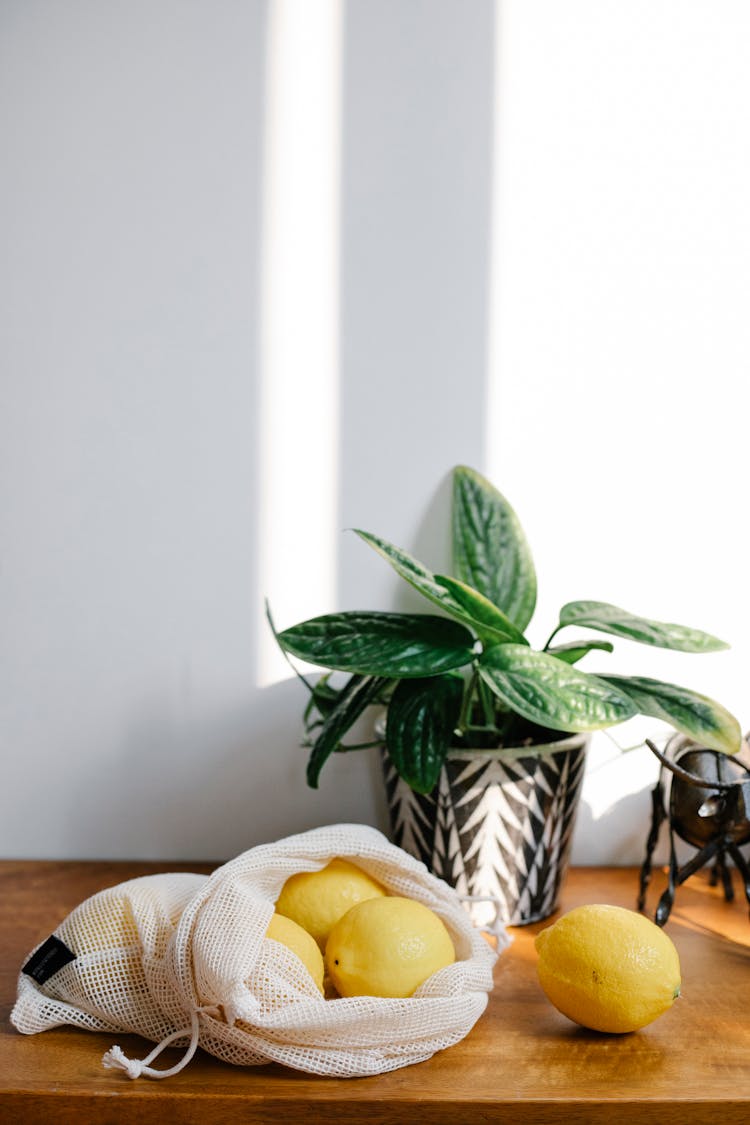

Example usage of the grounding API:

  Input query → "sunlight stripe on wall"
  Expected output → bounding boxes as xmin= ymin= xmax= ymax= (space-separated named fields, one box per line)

xmin=257 ymin=0 xmax=343 ymax=686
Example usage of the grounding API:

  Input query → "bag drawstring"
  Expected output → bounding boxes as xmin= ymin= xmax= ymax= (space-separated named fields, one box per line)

xmin=458 ymin=894 xmax=513 ymax=949
xmin=102 ymin=1008 xmax=204 ymax=1080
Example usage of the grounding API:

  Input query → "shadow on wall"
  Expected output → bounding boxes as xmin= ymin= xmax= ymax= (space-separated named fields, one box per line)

xmin=336 ymin=0 xmax=495 ymax=612
xmin=76 ymin=676 xmax=391 ymax=862
xmin=387 ymin=469 xmax=455 ymax=616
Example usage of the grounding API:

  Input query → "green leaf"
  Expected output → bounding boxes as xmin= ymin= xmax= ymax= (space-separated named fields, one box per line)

xmin=385 ymin=675 xmax=464 ymax=794
xmin=432 ymin=574 xmax=528 ymax=644
xmin=277 ymin=611 xmax=475 ymax=677
xmin=477 ymin=644 xmax=637 ymax=733
xmin=452 ymin=466 xmax=537 ymax=632
xmin=600 ymin=675 xmax=742 ymax=756
xmin=303 ymin=673 xmax=341 ymax=727
xmin=546 ymin=640 xmax=615 ymax=665
xmin=558 ymin=601 xmax=729 ymax=653
xmin=306 ymin=675 xmax=389 ymax=788
xmin=354 ymin=530 xmax=526 ymax=645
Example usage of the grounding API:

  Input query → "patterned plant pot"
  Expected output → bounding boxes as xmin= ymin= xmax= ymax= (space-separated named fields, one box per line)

xmin=382 ymin=733 xmax=589 ymax=927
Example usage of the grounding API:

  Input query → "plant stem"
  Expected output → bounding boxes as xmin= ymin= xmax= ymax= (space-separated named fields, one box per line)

xmin=543 ymin=624 xmax=563 ymax=651
xmin=458 ymin=669 xmax=479 ymax=733
xmin=477 ymin=676 xmax=496 ymax=727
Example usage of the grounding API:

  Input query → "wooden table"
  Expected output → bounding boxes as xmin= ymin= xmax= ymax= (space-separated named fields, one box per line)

xmin=1 ymin=861 xmax=749 ymax=1124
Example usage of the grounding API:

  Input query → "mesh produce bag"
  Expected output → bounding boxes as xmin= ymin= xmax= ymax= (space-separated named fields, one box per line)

xmin=12 ymin=824 xmax=505 ymax=1078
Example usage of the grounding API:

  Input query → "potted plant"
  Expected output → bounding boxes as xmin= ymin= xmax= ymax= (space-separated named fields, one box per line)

xmin=270 ymin=466 xmax=740 ymax=925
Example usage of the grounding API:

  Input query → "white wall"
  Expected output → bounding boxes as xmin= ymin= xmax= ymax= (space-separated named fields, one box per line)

xmin=1 ymin=0 xmax=747 ymax=866
xmin=488 ymin=0 xmax=750 ymax=863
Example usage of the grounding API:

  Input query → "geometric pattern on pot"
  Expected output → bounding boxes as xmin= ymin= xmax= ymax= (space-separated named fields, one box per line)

xmin=383 ymin=736 xmax=588 ymax=927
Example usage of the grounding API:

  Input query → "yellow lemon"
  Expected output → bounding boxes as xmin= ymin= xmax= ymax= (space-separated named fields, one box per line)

xmin=265 ymin=912 xmax=325 ymax=994
xmin=275 ymin=858 xmax=386 ymax=950
xmin=535 ymin=903 xmax=681 ymax=1033
xmin=325 ymin=896 xmax=455 ymax=998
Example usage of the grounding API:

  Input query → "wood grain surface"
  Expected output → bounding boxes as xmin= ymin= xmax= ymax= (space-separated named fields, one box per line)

xmin=1 ymin=860 xmax=749 ymax=1124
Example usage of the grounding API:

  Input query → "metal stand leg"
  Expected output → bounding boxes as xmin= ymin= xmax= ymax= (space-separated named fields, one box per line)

xmin=656 ymin=836 xmax=721 ymax=926
xmin=727 ymin=843 xmax=750 ymax=919
xmin=655 ymin=819 xmax=679 ymax=927
xmin=711 ymin=847 xmax=735 ymax=902
xmin=638 ymin=779 xmax=666 ymax=913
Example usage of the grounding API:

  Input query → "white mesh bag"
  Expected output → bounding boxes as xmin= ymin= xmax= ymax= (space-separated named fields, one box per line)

xmin=12 ymin=824 xmax=505 ymax=1079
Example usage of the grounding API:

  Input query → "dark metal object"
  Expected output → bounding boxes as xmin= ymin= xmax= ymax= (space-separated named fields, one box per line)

xmin=639 ymin=734 xmax=750 ymax=925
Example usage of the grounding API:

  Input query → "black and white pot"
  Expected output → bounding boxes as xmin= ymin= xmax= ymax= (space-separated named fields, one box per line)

xmin=382 ymin=732 xmax=589 ymax=927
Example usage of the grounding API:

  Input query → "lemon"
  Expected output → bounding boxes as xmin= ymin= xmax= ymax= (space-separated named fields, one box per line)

xmin=535 ymin=904 xmax=681 ymax=1033
xmin=265 ymin=912 xmax=325 ymax=994
xmin=275 ymin=858 xmax=386 ymax=950
xmin=325 ymin=896 xmax=455 ymax=998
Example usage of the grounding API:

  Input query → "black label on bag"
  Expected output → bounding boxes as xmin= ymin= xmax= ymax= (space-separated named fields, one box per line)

xmin=22 ymin=935 xmax=77 ymax=984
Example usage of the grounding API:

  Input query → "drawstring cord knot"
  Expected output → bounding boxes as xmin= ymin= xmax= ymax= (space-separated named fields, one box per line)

xmin=102 ymin=1008 xmax=205 ymax=1080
